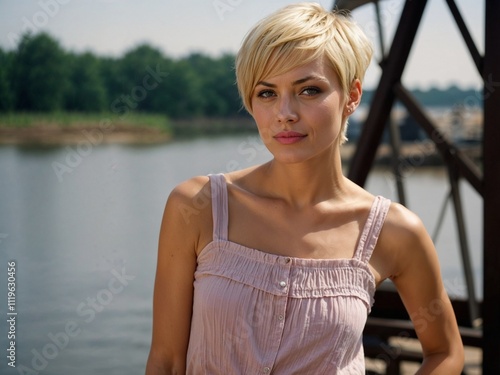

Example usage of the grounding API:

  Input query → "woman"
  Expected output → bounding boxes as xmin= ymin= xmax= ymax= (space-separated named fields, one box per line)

xmin=145 ymin=3 xmax=464 ymax=374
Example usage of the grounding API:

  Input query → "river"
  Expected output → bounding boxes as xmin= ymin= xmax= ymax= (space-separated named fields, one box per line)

xmin=0 ymin=135 xmax=482 ymax=374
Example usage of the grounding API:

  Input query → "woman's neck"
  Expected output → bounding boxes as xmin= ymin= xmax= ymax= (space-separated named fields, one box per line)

xmin=259 ymin=147 xmax=348 ymax=209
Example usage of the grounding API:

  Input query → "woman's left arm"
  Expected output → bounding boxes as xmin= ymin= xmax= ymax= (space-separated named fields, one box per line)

xmin=381 ymin=203 xmax=465 ymax=374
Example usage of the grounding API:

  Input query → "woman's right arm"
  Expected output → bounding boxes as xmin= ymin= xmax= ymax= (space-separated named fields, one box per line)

xmin=145 ymin=177 xmax=210 ymax=375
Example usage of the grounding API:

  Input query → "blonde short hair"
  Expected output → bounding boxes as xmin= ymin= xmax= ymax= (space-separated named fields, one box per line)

xmin=235 ymin=2 xmax=373 ymax=142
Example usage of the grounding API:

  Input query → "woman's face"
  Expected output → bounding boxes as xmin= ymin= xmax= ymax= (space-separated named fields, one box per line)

xmin=251 ymin=56 xmax=350 ymax=165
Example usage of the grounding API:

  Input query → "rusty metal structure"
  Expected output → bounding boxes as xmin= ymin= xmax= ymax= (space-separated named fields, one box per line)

xmin=333 ymin=0 xmax=500 ymax=374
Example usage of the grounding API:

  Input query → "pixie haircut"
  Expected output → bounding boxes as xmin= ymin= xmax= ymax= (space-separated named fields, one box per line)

xmin=235 ymin=2 xmax=373 ymax=142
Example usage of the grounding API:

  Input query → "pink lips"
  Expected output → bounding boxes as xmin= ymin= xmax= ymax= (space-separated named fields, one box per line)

xmin=273 ymin=131 xmax=307 ymax=145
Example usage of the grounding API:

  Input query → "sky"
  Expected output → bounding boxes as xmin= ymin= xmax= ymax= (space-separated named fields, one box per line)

xmin=0 ymin=0 xmax=485 ymax=90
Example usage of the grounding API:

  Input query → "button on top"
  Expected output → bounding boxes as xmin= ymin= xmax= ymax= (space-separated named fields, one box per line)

xmin=263 ymin=366 xmax=271 ymax=373
xmin=279 ymin=281 xmax=287 ymax=288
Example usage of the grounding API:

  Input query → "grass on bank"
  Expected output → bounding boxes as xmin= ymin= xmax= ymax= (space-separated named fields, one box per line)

xmin=0 ymin=111 xmax=258 ymax=138
xmin=0 ymin=111 xmax=172 ymax=130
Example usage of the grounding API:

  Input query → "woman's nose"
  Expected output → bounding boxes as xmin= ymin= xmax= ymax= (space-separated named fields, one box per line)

xmin=275 ymin=96 xmax=299 ymax=123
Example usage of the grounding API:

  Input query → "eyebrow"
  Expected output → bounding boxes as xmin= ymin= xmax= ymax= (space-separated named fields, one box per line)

xmin=256 ymin=75 xmax=327 ymax=88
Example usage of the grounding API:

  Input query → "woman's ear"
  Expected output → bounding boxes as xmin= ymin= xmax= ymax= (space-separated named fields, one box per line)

xmin=344 ymin=79 xmax=362 ymax=115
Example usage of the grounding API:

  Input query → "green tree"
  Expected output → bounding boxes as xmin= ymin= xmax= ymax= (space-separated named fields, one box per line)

xmin=155 ymin=59 xmax=204 ymax=118
xmin=113 ymin=44 xmax=205 ymax=118
xmin=0 ymin=48 xmax=14 ymax=111
xmin=117 ymin=44 xmax=169 ymax=113
xmin=65 ymin=52 xmax=107 ymax=111
xmin=11 ymin=33 xmax=69 ymax=111
xmin=100 ymin=56 xmax=123 ymax=110
xmin=185 ymin=53 xmax=242 ymax=117
xmin=215 ymin=54 xmax=245 ymax=116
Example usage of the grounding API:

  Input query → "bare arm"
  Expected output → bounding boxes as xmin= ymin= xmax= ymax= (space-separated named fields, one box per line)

xmin=145 ymin=177 xmax=210 ymax=375
xmin=380 ymin=203 xmax=464 ymax=374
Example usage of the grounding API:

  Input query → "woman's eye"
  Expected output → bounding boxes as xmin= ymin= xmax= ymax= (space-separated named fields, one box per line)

xmin=257 ymin=90 xmax=275 ymax=98
xmin=302 ymin=87 xmax=320 ymax=96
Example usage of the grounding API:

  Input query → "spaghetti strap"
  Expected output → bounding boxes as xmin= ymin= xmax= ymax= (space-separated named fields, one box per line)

xmin=208 ymin=173 xmax=228 ymax=241
xmin=354 ymin=196 xmax=391 ymax=263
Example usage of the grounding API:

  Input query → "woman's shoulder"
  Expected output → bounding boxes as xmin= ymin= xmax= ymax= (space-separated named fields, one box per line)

xmin=384 ymin=201 xmax=427 ymax=242
xmin=169 ymin=175 xmax=210 ymax=199
xmin=164 ymin=175 xmax=213 ymax=226
xmin=167 ymin=164 xmax=264 ymax=208
xmin=369 ymin=200 xmax=435 ymax=282
xmin=346 ymin=176 xmax=425 ymax=239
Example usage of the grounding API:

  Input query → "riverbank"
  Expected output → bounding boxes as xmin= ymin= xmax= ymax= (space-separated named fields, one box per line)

xmin=0 ymin=123 xmax=173 ymax=145
xmin=0 ymin=113 xmax=258 ymax=145
xmin=0 ymin=112 xmax=172 ymax=145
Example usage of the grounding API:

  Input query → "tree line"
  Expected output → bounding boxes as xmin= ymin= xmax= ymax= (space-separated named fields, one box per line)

xmin=0 ymin=32 xmax=481 ymax=117
xmin=0 ymin=32 xmax=244 ymax=118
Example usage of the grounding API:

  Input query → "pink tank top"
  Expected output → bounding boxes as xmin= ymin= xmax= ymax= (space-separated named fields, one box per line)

xmin=186 ymin=174 xmax=391 ymax=374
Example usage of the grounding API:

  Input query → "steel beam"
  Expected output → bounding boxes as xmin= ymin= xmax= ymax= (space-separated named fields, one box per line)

xmin=482 ymin=1 xmax=500 ymax=373
xmin=445 ymin=0 xmax=483 ymax=73
xmin=347 ymin=0 xmax=428 ymax=186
